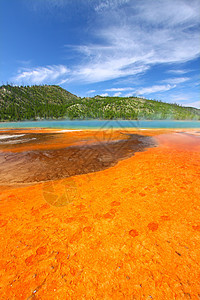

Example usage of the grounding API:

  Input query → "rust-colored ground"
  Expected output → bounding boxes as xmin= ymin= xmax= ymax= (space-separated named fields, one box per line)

xmin=0 ymin=129 xmax=200 ymax=299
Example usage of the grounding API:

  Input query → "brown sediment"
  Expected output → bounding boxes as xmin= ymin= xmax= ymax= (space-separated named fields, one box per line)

xmin=0 ymin=131 xmax=155 ymax=184
xmin=0 ymin=128 xmax=200 ymax=299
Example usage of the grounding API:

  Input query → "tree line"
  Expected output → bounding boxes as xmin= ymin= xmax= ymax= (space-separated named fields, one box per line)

xmin=0 ymin=84 xmax=199 ymax=121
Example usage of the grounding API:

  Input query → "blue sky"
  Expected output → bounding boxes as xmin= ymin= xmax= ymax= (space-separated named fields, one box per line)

xmin=1 ymin=0 xmax=200 ymax=108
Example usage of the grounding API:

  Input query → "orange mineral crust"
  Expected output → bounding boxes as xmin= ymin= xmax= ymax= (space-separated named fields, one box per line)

xmin=0 ymin=129 xmax=200 ymax=299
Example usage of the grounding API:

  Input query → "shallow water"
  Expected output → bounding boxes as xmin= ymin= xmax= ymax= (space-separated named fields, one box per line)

xmin=0 ymin=132 xmax=155 ymax=184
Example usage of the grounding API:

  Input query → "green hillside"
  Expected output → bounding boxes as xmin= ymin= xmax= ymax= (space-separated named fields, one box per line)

xmin=0 ymin=85 xmax=79 ymax=121
xmin=0 ymin=84 xmax=199 ymax=121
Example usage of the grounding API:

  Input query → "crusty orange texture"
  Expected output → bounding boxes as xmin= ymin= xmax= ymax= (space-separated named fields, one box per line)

xmin=0 ymin=129 xmax=200 ymax=299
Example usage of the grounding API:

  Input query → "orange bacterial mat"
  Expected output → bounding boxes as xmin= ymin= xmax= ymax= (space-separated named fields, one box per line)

xmin=0 ymin=129 xmax=199 ymax=299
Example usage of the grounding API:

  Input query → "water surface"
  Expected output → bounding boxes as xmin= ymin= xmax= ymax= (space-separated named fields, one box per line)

xmin=0 ymin=119 xmax=200 ymax=129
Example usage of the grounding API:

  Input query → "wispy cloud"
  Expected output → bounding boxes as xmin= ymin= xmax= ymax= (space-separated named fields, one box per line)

xmin=69 ymin=0 xmax=200 ymax=83
xmin=158 ymin=90 xmax=200 ymax=108
xmin=106 ymin=84 xmax=178 ymax=97
xmin=72 ymin=62 xmax=149 ymax=84
xmin=87 ymin=89 xmax=96 ymax=94
xmin=113 ymin=92 xmax=121 ymax=96
xmin=136 ymin=84 xmax=176 ymax=95
xmin=124 ymin=92 xmax=135 ymax=97
xmin=13 ymin=0 xmax=200 ymax=87
xmin=57 ymin=78 xmax=69 ymax=85
xmin=14 ymin=65 xmax=69 ymax=85
xmin=167 ymin=69 xmax=190 ymax=75
xmin=105 ymin=87 xmax=134 ymax=92
xmin=184 ymin=101 xmax=200 ymax=108
xmin=94 ymin=0 xmax=130 ymax=12
xmin=161 ymin=77 xmax=190 ymax=84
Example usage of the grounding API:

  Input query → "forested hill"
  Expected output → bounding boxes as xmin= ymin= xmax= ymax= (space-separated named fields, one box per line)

xmin=0 ymin=84 xmax=200 ymax=121
xmin=0 ymin=85 xmax=79 ymax=120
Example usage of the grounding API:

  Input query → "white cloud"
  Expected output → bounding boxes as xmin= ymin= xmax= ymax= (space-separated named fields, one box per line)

xmin=136 ymin=84 xmax=176 ymax=95
xmin=14 ymin=0 xmax=200 ymax=86
xmin=100 ymin=93 xmax=109 ymax=96
xmin=94 ymin=0 xmax=130 ymax=12
xmin=124 ymin=92 xmax=134 ymax=97
xmin=170 ymin=95 xmax=192 ymax=102
xmin=87 ymin=89 xmax=96 ymax=93
xmin=113 ymin=92 xmax=121 ymax=96
xmin=14 ymin=65 xmax=69 ymax=85
xmin=134 ymin=0 xmax=199 ymax=26
xmin=72 ymin=62 xmax=149 ymax=84
xmin=184 ymin=101 xmax=200 ymax=108
xmin=156 ymin=90 xmax=200 ymax=108
xmin=58 ymin=78 xmax=69 ymax=85
xmin=167 ymin=69 xmax=190 ymax=75
xmin=105 ymin=87 xmax=134 ymax=92
xmin=162 ymin=77 xmax=190 ymax=84
xmin=71 ymin=0 xmax=200 ymax=83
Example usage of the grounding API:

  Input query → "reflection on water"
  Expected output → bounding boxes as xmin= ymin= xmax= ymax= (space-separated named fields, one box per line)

xmin=0 ymin=132 xmax=59 ymax=149
xmin=155 ymin=131 xmax=200 ymax=151
xmin=0 ymin=134 xmax=25 ymax=140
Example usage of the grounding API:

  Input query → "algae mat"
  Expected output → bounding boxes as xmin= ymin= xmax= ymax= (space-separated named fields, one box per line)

xmin=0 ymin=129 xmax=199 ymax=299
